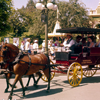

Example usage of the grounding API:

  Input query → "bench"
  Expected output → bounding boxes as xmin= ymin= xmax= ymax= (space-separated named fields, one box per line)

xmin=90 ymin=47 xmax=100 ymax=56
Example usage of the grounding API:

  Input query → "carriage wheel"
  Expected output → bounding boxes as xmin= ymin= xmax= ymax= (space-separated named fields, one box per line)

xmin=41 ymin=60 xmax=55 ymax=82
xmin=67 ymin=62 xmax=83 ymax=87
xmin=83 ymin=65 xmax=97 ymax=77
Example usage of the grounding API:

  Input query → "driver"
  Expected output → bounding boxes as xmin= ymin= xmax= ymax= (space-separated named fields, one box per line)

xmin=62 ymin=33 xmax=75 ymax=52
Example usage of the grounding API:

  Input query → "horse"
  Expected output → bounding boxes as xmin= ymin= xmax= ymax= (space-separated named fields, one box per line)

xmin=0 ymin=44 xmax=19 ymax=92
xmin=0 ymin=44 xmax=38 ymax=92
xmin=0 ymin=43 xmax=51 ymax=100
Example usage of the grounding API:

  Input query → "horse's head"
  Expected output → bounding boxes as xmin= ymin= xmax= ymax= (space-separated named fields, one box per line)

xmin=0 ymin=45 xmax=8 ymax=64
xmin=0 ymin=43 xmax=19 ymax=65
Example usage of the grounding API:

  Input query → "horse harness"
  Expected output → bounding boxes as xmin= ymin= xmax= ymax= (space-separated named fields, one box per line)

xmin=0 ymin=45 xmax=52 ymax=75
xmin=10 ymin=52 xmax=32 ymax=75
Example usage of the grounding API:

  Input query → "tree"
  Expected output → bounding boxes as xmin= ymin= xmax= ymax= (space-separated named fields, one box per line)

xmin=0 ymin=0 xmax=13 ymax=36
xmin=9 ymin=10 xmax=28 ymax=37
xmin=58 ymin=0 xmax=92 ymax=28
xmin=8 ymin=0 xmax=36 ymax=37
xmin=8 ymin=0 xmax=93 ymax=41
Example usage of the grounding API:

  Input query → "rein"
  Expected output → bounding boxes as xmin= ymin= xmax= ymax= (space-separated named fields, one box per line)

xmin=19 ymin=58 xmax=58 ymax=72
xmin=19 ymin=58 xmax=57 ymax=68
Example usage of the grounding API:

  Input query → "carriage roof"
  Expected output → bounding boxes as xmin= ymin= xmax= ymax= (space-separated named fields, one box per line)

xmin=56 ymin=27 xmax=100 ymax=34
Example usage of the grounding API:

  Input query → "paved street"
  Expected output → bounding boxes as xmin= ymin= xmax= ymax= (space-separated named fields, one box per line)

xmin=0 ymin=71 xmax=100 ymax=100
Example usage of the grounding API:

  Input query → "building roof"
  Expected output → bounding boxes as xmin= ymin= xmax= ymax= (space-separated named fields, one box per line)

xmin=90 ymin=1 xmax=100 ymax=17
xmin=48 ymin=20 xmax=65 ymax=37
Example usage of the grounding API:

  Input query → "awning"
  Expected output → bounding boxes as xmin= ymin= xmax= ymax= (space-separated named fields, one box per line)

xmin=48 ymin=33 xmax=66 ymax=37
xmin=56 ymin=27 xmax=100 ymax=34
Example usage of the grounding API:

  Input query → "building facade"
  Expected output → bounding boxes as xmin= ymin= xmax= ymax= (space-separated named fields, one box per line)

xmin=89 ymin=1 xmax=100 ymax=28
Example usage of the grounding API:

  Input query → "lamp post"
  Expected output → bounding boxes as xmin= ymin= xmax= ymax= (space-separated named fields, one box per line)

xmin=36 ymin=0 xmax=58 ymax=55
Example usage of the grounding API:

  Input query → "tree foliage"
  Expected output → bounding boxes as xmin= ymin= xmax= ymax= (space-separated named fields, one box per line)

xmin=7 ymin=0 xmax=93 ymax=40
xmin=0 ymin=0 xmax=13 ymax=36
xmin=8 ymin=0 xmax=36 ymax=37
xmin=58 ymin=0 xmax=92 ymax=28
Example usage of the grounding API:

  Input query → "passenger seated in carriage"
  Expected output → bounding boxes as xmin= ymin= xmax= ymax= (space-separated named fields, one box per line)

xmin=83 ymin=36 xmax=95 ymax=52
xmin=96 ymin=35 xmax=100 ymax=47
xmin=87 ymin=36 xmax=95 ymax=48
xmin=74 ymin=35 xmax=82 ymax=53
xmin=62 ymin=33 xmax=75 ymax=53
xmin=82 ymin=38 xmax=87 ymax=46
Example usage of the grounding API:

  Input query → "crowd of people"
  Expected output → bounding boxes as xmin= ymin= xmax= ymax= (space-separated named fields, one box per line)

xmin=1 ymin=34 xmax=100 ymax=57
xmin=20 ymin=38 xmax=39 ymax=54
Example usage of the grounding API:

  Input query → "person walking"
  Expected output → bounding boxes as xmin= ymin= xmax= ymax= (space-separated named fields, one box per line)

xmin=30 ymin=43 xmax=33 ymax=54
xmin=55 ymin=38 xmax=59 ymax=47
xmin=13 ymin=40 xmax=18 ymax=47
xmin=25 ymin=38 xmax=31 ymax=54
xmin=33 ymin=40 xmax=38 ymax=54
xmin=49 ymin=40 xmax=55 ymax=60
xmin=42 ymin=40 xmax=45 ymax=53
xmin=20 ymin=41 xmax=25 ymax=51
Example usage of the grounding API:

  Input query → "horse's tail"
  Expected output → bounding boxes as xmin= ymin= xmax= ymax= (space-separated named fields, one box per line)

xmin=45 ymin=54 xmax=50 ymax=65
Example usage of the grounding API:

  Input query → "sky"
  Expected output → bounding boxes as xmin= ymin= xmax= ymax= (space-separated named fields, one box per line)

xmin=12 ymin=0 xmax=100 ymax=11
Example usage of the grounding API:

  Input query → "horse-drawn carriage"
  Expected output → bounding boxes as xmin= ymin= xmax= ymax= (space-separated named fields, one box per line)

xmin=41 ymin=27 xmax=100 ymax=87
xmin=0 ymin=27 xmax=100 ymax=100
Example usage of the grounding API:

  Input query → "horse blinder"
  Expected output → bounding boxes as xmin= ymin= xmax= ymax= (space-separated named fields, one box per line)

xmin=3 ymin=46 xmax=8 ymax=57
xmin=0 ymin=62 xmax=6 ymax=69
xmin=1 ymin=46 xmax=9 ymax=63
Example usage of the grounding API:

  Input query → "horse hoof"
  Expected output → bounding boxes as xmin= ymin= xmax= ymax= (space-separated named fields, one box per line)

xmin=10 ymin=84 xmax=17 ymax=88
xmin=25 ymin=86 xmax=28 ymax=90
xmin=26 ymin=84 xmax=28 ymax=87
xmin=14 ymin=85 xmax=17 ymax=88
xmin=4 ymin=89 xmax=8 ymax=93
xmin=34 ymin=84 xmax=38 ymax=88
xmin=23 ymin=92 xmax=25 ymax=97
xmin=8 ymin=96 xmax=12 ymax=100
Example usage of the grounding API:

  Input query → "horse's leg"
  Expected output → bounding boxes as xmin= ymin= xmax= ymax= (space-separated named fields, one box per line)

xmin=43 ymin=67 xmax=51 ymax=92
xmin=31 ymin=74 xmax=38 ymax=86
xmin=5 ymin=74 xmax=10 ymax=92
xmin=35 ymin=72 xmax=42 ymax=86
xmin=26 ymin=73 xmax=42 ymax=88
xmin=8 ymin=74 xmax=21 ymax=100
xmin=26 ymin=75 xmax=32 ymax=87
xmin=19 ymin=78 xmax=25 ymax=96
xmin=47 ymin=67 xmax=51 ymax=92
xmin=26 ymin=72 xmax=42 ymax=88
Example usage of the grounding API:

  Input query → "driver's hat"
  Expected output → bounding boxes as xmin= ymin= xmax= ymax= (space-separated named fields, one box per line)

xmin=66 ymin=33 xmax=72 ymax=37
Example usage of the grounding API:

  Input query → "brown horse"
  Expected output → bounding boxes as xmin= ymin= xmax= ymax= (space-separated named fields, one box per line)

xmin=0 ymin=44 xmax=37 ymax=92
xmin=0 ymin=44 xmax=19 ymax=92
xmin=0 ymin=43 xmax=50 ymax=100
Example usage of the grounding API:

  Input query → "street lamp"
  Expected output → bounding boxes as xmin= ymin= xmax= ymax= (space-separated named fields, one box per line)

xmin=36 ymin=0 xmax=58 ymax=55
